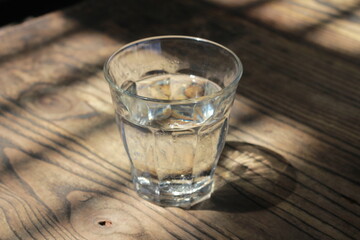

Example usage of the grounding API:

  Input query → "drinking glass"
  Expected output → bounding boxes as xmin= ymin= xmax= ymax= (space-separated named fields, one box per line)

xmin=104 ymin=36 xmax=243 ymax=207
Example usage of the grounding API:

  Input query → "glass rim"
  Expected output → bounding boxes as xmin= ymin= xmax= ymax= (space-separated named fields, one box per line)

xmin=103 ymin=35 xmax=243 ymax=103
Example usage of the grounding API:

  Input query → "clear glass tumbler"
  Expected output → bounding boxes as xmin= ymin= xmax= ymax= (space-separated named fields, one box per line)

xmin=104 ymin=36 xmax=243 ymax=207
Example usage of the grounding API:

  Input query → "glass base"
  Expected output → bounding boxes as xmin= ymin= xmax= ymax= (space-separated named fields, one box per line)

xmin=133 ymin=176 xmax=214 ymax=208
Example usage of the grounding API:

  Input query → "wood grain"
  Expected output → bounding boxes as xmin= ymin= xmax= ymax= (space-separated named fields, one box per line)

xmin=0 ymin=0 xmax=359 ymax=239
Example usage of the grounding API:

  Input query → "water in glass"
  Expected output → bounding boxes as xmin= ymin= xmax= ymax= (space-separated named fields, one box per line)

xmin=116 ymin=74 xmax=228 ymax=207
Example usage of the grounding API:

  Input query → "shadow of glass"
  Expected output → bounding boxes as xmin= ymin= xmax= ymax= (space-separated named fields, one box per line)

xmin=192 ymin=141 xmax=297 ymax=212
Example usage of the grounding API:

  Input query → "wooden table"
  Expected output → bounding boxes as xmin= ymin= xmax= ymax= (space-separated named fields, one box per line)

xmin=0 ymin=0 xmax=359 ymax=239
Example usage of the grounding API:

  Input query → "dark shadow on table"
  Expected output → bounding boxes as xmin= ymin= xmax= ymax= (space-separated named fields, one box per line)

xmin=192 ymin=141 xmax=297 ymax=212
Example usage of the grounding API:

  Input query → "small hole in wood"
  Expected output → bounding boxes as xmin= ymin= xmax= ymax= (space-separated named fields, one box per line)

xmin=98 ymin=220 xmax=112 ymax=227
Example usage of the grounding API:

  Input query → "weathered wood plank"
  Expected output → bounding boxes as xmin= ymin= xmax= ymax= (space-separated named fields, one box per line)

xmin=206 ymin=0 xmax=360 ymax=56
